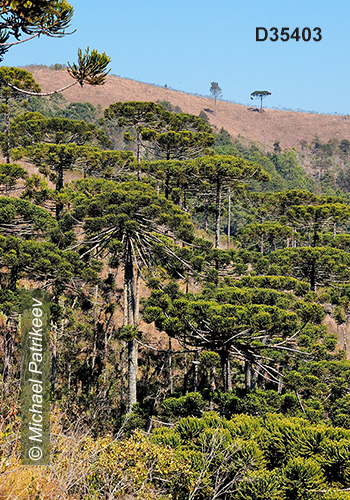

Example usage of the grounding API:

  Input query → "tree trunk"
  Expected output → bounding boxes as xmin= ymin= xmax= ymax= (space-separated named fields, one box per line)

xmin=124 ymin=243 xmax=135 ymax=325
xmin=165 ymin=171 xmax=170 ymax=199
xmin=137 ymin=128 xmax=141 ymax=181
xmin=56 ymin=165 xmax=64 ymax=191
xmin=215 ymin=178 xmax=221 ymax=249
xmin=227 ymin=187 xmax=231 ymax=249
xmin=278 ymin=376 xmax=283 ymax=394
xmin=183 ymin=336 xmax=188 ymax=394
xmin=120 ymin=346 xmax=126 ymax=414
xmin=251 ymin=364 xmax=260 ymax=389
xmin=135 ymin=269 xmax=140 ymax=325
xmin=91 ymin=285 xmax=99 ymax=372
xmin=310 ymin=259 xmax=316 ymax=292
xmin=204 ymin=197 xmax=209 ymax=233
xmin=128 ymin=339 xmax=138 ymax=411
xmin=51 ymin=327 xmax=57 ymax=395
xmin=209 ymin=366 xmax=216 ymax=411
xmin=245 ymin=356 xmax=252 ymax=390
xmin=5 ymin=97 xmax=10 ymax=164
xmin=9 ymin=265 xmax=18 ymax=292
xmin=193 ymin=348 xmax=199 ymax=392
xmin=227 ymin=355 xmax=232 ymax=390
xmin=220 ymin=345 xmax=232 ymax=391
xmin=55 ymin=165 xmax=64 ymax=219
xmin=210 ymin=366 xmax=216 ymax=391
xmin=168 ymin=337 xmax=173 ymax=394
xmin=3 ymin=320 xmax=14 ymax=380
xmin=124 ymin=242 xmax=137 ymax=412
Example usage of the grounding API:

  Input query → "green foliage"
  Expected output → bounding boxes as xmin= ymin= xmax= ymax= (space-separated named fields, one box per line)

xmin=162 ymin=393 xmax=206 ymax=418
xmin=2 ymin=58 xmax=350 ymax=500
xmin=1 ymin=1 xmax=74 ymax=63
xmin=8 ymin=112 xmax=111 ymax=148
xmin=0 ymin=162 xmax=27 ymax=192
xmin=330 ymin=396 xmax=350 ymax=429
xmin=283 ymin=457 xmax=326 ymax=499
xmin=13 ymin=143 xmax=135 ymax=191
xmin=0 ymin=66 xmax=41 ymax=94
xmin=150 ymin=413 xmax=350 ymax=499
xmin=67 ymin=47 xmax=111 ymax=86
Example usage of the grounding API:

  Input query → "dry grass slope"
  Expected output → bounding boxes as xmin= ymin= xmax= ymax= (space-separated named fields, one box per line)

xmin=26 ymin=66 xmax=350 ymax=151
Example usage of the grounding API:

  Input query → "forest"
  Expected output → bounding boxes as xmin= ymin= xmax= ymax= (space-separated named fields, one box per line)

xmin=3 ymin=4 xmax=350 ymax=498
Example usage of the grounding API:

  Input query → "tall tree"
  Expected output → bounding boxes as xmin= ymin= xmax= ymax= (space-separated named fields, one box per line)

xmin=285 ymin=203 xmax=350 ymax=246
xmin=104 ymin=101 xmax=164 ymax=180
xmin=60 ymin=179 xmax=195 ymax=412
xmin=1 ymin=110 xmax=112 ymax=165
xmin=209 ymin=82 xmax=222 ymax=115
xmin=237 ymin=221 xmax=294 ymax=253
xmin=140 ymin=111 xmax=214 ymax=161
xmin=141 ymin=130 xmax=214 ymax=162
xmin=190 ymin=155 xmax=269 ymax=248
xmin=270 ymin=247 xmax=350 ymax=291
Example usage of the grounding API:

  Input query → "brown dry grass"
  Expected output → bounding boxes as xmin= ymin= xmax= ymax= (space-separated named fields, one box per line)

xmin=26 ymin=66 xmax=350 ymax=151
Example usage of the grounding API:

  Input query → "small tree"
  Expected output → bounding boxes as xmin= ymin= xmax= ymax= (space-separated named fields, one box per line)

xmin=250 ymin=90 xmax=271 ymax=112
xmin=210 ymin=82 xmax=222 ymax=115
xmin=0 ymin=163 xmax=27 ymax=195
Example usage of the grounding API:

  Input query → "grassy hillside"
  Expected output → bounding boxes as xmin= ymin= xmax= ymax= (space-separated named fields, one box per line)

xmin=25 ymin=65 xmax=350 ymax=152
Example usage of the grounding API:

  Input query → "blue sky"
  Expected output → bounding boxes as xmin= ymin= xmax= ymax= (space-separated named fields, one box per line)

xmin=3 ymin=0 xmax=350 ymax=114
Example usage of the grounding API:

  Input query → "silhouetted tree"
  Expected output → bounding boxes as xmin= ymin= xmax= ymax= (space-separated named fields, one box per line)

xmin=251 ymin=90 xmax=271 ymax=112
xmin=210 ymin=82 xmax=222 ymax=115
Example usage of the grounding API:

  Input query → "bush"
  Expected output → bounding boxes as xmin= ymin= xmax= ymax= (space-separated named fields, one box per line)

xmin=162 ymin=392 xmax=206 ymax=418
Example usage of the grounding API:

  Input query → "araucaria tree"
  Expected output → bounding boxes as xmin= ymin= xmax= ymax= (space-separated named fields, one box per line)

xmin=104 ymin=101 xmax=164 ymax=180
xmin=190 ymin=155 xmax=270 ymax=248
xmin=251 ymin=90 xmax=272 ymax=112
xmin=104 ymin=102 xmax=215 ymax=178
xmin=61 ymin=179 xmax=195 ymax=412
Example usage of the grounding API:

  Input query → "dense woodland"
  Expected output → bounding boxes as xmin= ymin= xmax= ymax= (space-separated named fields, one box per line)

xmin=2 ymin=18 xmax=350 ymax=500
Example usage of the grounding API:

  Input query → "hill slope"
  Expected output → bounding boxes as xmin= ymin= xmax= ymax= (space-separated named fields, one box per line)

xmin=26 ymin=66 xmax=350 ymax=151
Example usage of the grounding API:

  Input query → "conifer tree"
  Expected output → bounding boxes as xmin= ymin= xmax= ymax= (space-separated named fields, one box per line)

xmin=190 ymin=155 xmax=270 ymax=248
xmin=60 ymin=179 xmax=195 ymax=412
